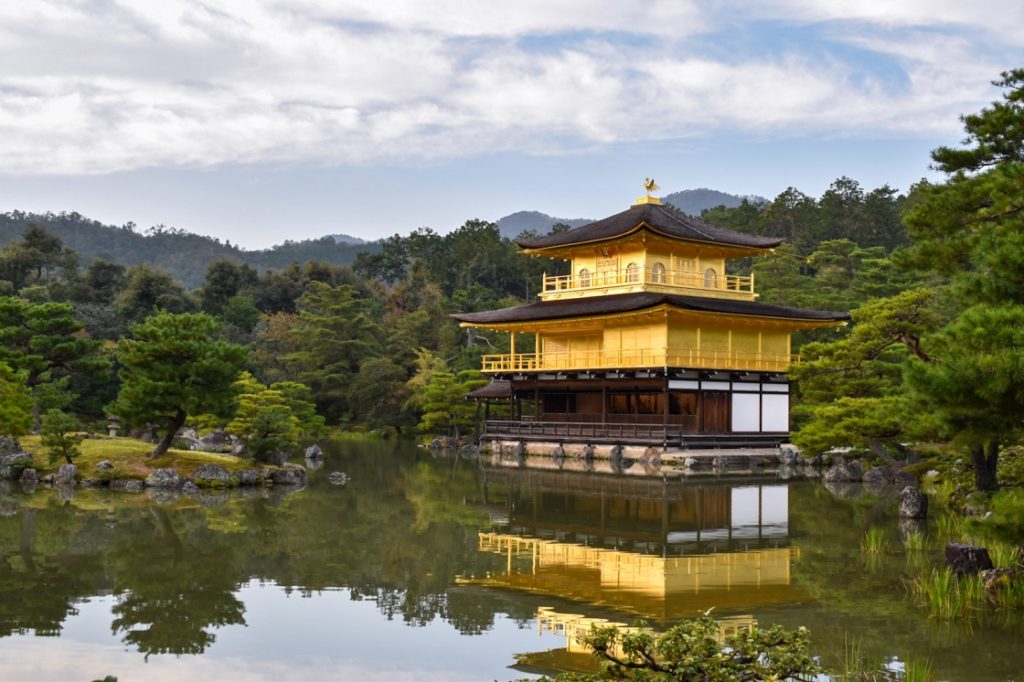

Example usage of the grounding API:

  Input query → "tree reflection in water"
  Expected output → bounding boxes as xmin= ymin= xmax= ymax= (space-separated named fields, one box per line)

xmin=109 ymin=508 xmax=245 ymax=657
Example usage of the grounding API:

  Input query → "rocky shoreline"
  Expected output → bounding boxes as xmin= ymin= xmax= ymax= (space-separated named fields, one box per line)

xmin=0 ymin=436 xmax=309 ymax=500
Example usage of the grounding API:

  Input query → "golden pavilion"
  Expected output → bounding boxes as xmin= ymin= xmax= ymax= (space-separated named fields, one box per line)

xmin=452 ymin=184 xmax=849 ymax=448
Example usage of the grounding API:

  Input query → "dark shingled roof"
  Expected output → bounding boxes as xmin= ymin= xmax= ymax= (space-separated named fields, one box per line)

xmin=514 ymin=202 xmax=783 ymax=250
xmin=451 ymin=292 xmax=850 ymax=325
xmin=466 ymin=380 xmax=511 ymax=399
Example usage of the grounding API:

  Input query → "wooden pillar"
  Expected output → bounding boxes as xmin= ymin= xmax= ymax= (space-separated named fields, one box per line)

xmin=601 ymin=384 xmax=607 ymax=424
xmin=663 ymin=379 xmax=670 ymax=449
xmin=534 ymin=387 xmax=540 ymax=421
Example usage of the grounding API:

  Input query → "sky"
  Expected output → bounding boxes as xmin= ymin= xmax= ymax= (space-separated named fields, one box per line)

xmin=0 ymin=1 xmax=1021 ymax=249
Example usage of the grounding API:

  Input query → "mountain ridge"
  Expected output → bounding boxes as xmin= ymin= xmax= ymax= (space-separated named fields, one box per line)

xmin=0 ymin=188 xmax=760 ymax=288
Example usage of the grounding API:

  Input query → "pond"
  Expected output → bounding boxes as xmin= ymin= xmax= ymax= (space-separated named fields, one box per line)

xmin=0 ymin=441 xmax=1020 ymax=681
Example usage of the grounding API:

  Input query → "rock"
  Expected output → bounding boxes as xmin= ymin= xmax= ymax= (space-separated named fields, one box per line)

xmin=145 ymin=469 xmax=182 ymax=489
xmin=428 ymin=437 xmax=444 ymax=450
xmin=823 ymin=479 xmax=866 ymax=500
xmin=96 ymin=460 xmax=114 ymax=471
xmin=191 ymin=463 xmax=232 ymax=487
xmin=779 ymin=444 xmax=800 ymax=466
xmin=109 ymin=478 xmax=144 ymax=493
xmin=823 ymin=460 xmax=863 ymax=483
xmin=899 ymin=518 xmax=927 ymax=539
xmin=193 ymin=490 xmax=230 ymax=507
xmin=131 ymin=427 xmax=159 ymax=443
xmin=19 ymin=467 xmax=37 ymax=492
xmin=40 ymin=474 xmax=55 ymax=485
xmin=640 ymin=447 xmax=662 ymax=473
xmin=197 ymin=430 xmax=238 ymax=453
xmin=0 ymin=436 xmax=22 ymax=456
xmin=582 ymin=444 xmax=595 ymax=461
xmin=304 ymin=444 xmax=324 ymax=460
xmin=329 ymin=471 xmax=349 ymax=486
xmin=864 ymin=466 xmax=917 ymax=495
xmin=55 ymin=463 xmax=78 ymax=486
xmin=146 ymin=487 xmax=181 ymax=504
xmin=236 ymin=469 xmax=269 ymax=486
xmin=513 ymin=441 xmax=527 ymax=458
xmin=899 ymin=486 xmax=928 ymax=519
xmin=945 ymin=543 xmax=994 ymax=574
xmin=980 ymin=568 xmax=1020 ymax=596
xmin=459 ymin=443 xmax=479 ymax=456
xmin=181 ymin=480 xmax=201 ymax=495
xmin=271 ymin=466 xmax=307 ymax=486
xmin=179 ymin=428 xmax=199 ymax=441
xmin=79 ymin=479 xmax=102 ymax=488
xmin=0 ymin=452 xmax=33 ymax=480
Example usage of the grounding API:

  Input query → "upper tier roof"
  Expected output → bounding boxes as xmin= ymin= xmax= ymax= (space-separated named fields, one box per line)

xmin=451 ymin=292 xmax=850 ymax=326
xmin=514 ymin=202 xmax=784 ymax=251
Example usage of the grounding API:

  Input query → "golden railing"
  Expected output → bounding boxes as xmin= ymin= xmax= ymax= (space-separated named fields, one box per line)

xmin=480 ymin=348 xmax=799 ymax=373
xmin=542 ymin=267 xmax=753 ymax=295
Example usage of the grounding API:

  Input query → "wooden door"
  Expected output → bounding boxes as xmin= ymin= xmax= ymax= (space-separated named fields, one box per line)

xmin=701 ymin=392 xmax=730 ymax=433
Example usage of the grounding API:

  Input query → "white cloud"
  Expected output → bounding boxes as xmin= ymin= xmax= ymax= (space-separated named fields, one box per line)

xmin=0 ymin=1 xmax=1018 ymax=175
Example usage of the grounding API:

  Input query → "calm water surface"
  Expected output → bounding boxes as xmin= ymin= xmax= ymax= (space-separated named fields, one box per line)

xmin=0 ymin=441 xmax=1021 ymax=681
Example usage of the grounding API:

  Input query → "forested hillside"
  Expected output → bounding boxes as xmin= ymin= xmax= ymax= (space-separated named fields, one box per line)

xmin=663 ymin=188 xmax=766 ymax=216
xmin=0 ymin=211 xmax=378 ymax=289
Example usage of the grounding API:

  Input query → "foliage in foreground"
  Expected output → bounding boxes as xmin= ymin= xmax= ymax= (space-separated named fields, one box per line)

xmin=547 ymin=613 xmax=821 ymax=681
xmin=0 ymin=361 xmax=32 ymax=437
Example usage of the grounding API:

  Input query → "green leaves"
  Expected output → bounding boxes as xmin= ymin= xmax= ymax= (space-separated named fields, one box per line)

xmin=40 ymin=409 xmax=84 ymax=465
xmin=227 ymin=389 xmax=300 ymax=462
xmin=0 ymin=362 xmax=32 ymax=437
xmin=570 ymin=613 xmax=822 ymax=681
xmin=283 ymin=282 xmax=383 ymax=422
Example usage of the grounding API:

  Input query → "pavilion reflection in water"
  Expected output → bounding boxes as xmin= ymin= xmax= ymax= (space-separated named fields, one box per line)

xmin=462 ymin=467 xmax=808 ymax=675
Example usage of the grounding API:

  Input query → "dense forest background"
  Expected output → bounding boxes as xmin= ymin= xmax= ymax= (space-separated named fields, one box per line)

xmin=0 ymin=173 xmax=917 ymax=438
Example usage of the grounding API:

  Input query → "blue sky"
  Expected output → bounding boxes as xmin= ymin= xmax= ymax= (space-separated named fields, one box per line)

xmin=0 ymin=1 xmax=1020 ymax=248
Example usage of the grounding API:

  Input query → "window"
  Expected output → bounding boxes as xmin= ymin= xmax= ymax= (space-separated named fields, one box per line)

xmin=578 ymin=268 xmax=591 ymax=288
xmin=626 ymin=262 xmax=639 ymax=283
xmin=651 ymin=262 xmax=666 ymax=283
xmin=704 ymin=267 xmax=717 ymax=288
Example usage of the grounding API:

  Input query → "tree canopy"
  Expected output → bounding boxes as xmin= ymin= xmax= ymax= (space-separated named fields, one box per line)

xmin=111 ymin=311 xmax=248 ymax=456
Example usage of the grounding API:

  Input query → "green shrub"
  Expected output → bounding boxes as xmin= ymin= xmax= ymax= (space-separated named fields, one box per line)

xmin=40 ymin=409 xmax=85 ymax=465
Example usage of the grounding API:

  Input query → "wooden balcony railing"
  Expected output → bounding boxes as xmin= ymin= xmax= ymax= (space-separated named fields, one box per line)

xmin=484 ymin=419 xmax=696 ymax=442
xmin=480 ymin=349 xmax=798 ymax=373
xmin=542 ymin=267 xmax=753 ymax=296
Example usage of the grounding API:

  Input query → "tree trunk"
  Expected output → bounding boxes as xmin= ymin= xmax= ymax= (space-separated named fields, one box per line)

xmin=971 ymin=440 xmax=999 ymax=492
xmin=151 ymin=409 xmax=187 ymax=458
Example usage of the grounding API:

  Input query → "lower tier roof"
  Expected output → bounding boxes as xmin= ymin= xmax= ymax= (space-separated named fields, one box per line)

xmin=451 ymin=292 xmax=850 ymax=326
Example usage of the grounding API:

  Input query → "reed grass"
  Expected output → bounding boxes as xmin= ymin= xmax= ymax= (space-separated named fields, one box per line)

xmin=903 ymin=530 xmax=928 ymax=553
xmin=911 ymin=568 xmax=982 ymax=620
xmin=903 ymin=657 xmax=934 ymax=682
xmin=936 ymin=514 xmax=967 ymax=543
xmin=861 ymin=528 xmax=889 ymax=555
xmin=986 ymin=540 xmax=1021 ymax=568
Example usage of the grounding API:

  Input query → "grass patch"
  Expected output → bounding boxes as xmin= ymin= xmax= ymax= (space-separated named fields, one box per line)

xmin=19 ymin=435 xmax=255 ymax=480
xmin=904 ymin=657 xmax=935 ymax=682
xmin=910 ymin=568 xmax=983 ymax=620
